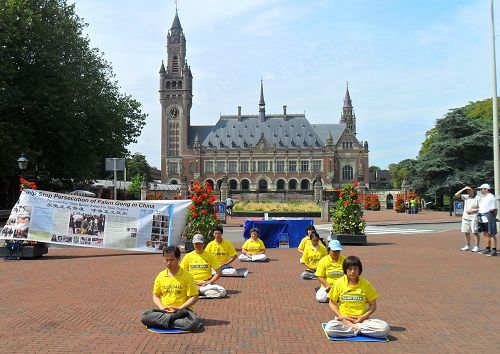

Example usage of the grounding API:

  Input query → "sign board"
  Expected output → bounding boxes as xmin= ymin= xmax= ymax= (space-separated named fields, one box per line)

xmin=105 ymin=158 xmax=125 ymax=171
xmin=454 ymin=200 xmax=464 ymax=216
xmin=215 ymin=202 xmax=226 ymax=223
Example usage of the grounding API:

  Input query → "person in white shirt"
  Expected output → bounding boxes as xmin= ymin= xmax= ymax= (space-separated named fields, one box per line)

xmin=455 ymin=185 xmax=480 ymax=252
xmin=225 ymin=197 xmax=233 ymax=217
xmin=474 ymin=184 xmax=497 ymax=257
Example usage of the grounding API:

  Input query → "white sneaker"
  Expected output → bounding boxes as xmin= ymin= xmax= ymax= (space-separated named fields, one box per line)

xmin=471 ymin=246 xmax=480 ymax=252
xmin=460 ymin=245 xmax=471 ymax=251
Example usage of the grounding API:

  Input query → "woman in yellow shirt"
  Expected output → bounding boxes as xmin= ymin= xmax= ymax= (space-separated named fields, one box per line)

xmin=325 ymin=256 xmax=390 ymax=338
xmin=300 ymin=232 xmax=327 ymax=279
xmin=315 ymin=240 xmax=345 ymax=302
xmin=238 ymin=228 xmax=268 ymax=262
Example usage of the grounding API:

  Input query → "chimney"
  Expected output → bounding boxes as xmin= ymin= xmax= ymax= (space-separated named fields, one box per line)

xmin=283 ymin=105 xmax=287 ymax=115
xmin=237 ymin=106 xmax=241 ymax=121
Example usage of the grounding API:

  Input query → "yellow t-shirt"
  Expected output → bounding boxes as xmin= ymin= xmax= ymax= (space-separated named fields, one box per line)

xmin=153 ymin=267 xmax=198 ymax=310
xmin=301 ymin=243 xmax=327 ymax=270
xmin=328 ymin=275 xmax=379 ymax=316
xmin=180 ymin=251 xmax=221 ymax=282
xmin=315 ymin=254 xmax=346 ymax=285
xmin=205 ymin=239 xmax=237 ymax=264
xmin=298 ymin=236 xmax=310 ymax=252
xmin=242 ymin=238 xmax=266 ymax=255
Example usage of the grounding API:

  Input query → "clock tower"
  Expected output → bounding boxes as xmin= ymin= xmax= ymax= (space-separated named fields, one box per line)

xmin=159 ymin=10 xmax=193 ymax=183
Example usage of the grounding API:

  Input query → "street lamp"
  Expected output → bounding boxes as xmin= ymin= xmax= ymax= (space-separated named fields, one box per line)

xmin=446 ymin=176 xmax=453 ymax=217
xmin=17 ymin=154 xmax=29 ymax=177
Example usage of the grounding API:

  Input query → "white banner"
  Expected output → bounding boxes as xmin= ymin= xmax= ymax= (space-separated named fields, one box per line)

xmin=0 ymin=190 xmax=192 ymax=252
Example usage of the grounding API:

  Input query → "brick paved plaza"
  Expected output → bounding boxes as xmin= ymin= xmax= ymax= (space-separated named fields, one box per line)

xmin=0 ymin=211 xmax=497 ymax=353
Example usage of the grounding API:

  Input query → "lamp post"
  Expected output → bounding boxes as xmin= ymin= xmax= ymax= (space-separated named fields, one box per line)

xmin=446 ymin=176 xmax=453 ymax=216
xmin=401 ymin=178 xmax=409 ymax=213
xmin=17 ymin=154 xmax=29 ymax=177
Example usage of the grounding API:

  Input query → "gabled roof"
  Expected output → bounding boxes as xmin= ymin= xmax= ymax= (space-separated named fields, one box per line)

xmin=189 ymin=116 xmax=346 ymax=149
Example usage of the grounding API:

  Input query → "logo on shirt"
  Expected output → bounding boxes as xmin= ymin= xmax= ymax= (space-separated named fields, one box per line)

xmin=190 ymin=264 xmax=208 ymax=269
xmin=340 ymin=295 xmax=363 ymax=301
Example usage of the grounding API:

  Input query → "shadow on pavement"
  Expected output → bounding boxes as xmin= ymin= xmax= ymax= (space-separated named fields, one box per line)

xmin=43 ymin=253 xmax=157 ymax=260
xmin=202 ymin=319 xmax=231 ymax=327
xmin=365 ymin=242 xmax=395 ymax=247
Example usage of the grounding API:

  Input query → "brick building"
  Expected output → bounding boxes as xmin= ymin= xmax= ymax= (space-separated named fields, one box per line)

xmin=159 ymin=11 xmax=369 ymax=191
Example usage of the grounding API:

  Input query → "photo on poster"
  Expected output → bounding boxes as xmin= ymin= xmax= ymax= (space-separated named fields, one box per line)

xmin=68 ymin=213 xmax=106 ymax=236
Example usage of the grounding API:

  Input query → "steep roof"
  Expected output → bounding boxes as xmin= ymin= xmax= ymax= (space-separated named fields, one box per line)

xmin=189 ymin=116 xmax=346 ymax=149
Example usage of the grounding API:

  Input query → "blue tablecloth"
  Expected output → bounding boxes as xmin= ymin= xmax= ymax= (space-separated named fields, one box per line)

xmin=243 ymin=219 xmax=314 ymax=248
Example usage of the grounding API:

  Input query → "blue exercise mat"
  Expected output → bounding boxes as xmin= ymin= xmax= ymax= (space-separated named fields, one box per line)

xmin=147 ymin=327 xmax=190 ymax=334
xmin=322 ymin=323 xmax=388 ymax=342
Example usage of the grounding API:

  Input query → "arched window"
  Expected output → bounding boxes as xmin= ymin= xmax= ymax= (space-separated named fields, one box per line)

xmin=288 ymin=179 xmax=297 ymax=190
xmin=166 ymin=81 xmax=170 ymax=89
xmin=172 ymin=55 xmax=179 ymax=73
xmin=229 ymin=179 xmax=238 ymax=190
xmin=300 ymin=179 xmax=310 ymax=190
xmin=258 ymin=179 xmax=268 ymax=191
xmin=342 ymin=165 xmax=353 ymax=181
xmin=178 ymin=81 xmax=182 ymax=88
xmin=169 ymin=179 xmax=178 ymax=185
xmin=276 ymin=179 xmax=285 ymax=190
xmin=241 ymin=179 xmax=250 ymax=190
xmin=204 ymin=179 xmax=214 ymax=189
xmin=216 ymin=179 xmax=223 ymax=190
xmin=172 ymin=81 xmax=177 ymax=88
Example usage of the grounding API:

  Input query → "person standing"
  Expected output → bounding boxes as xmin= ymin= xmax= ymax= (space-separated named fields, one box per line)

xmin=225 ymin=196 xmax=234 ymax=217
xmin=455 ymin=185 xmax=480 ymax=252
xmin=476 ymin=184 xmax=497 ymax=256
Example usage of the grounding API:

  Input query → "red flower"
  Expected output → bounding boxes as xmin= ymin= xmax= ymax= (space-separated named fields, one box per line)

xmin=194 ymin=181 xmax=199 ymax=186
xmin=343 ymin=201 xmax=350 ymax=207
xmin=190 ymin=205 xmax=196 ymax=211
xmin=335 ymin=188 xmax=340 ymax=192
xmin=213 ymin=213 xmax=218 ymax=219
xmin=192 ymin=212 xmax=198 ymax=218
xmin=208 ymin=196 xmax=215 ymax=203
xmin=350 ymin=192 xmax=355 ymax=197
xmin=353 ymin=181 xmax=359 ymax=187
xmin=201 ymin=210 xmax=207 ymax=215
xmin=195 ymin=187 xmax=201 ymax=193
xmin=339 ymin=192 xmax=344 ymax=197
xmin=20 ymin=178 xmax=26 ymax=183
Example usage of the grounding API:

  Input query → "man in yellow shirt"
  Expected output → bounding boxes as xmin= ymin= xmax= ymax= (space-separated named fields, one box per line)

xmin=238 ymin=228 xmax=268 ymax=262
xmin=315 ymin=240 xmax=345 ymax=302
xmin=140 ymin=246 xmax=202 ymax=331
xmin=205 ymin=225 xmax=238 ymax=275
xmin=180 ymin=234 xmax=226 ymax=298
xmin=325 ymin=256 xmax=390 ymax=338
xmin=300 ymin=232 xmax=327 ymax=279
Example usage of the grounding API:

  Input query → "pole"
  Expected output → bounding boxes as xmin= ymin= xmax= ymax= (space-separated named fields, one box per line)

xmin=492 ymin=0 xmax=500 ymax=214
xmin=113 ymin=158 xmax=117 ymax=200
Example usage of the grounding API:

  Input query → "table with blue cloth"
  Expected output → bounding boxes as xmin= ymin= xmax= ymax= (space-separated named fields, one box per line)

xmin=243 ymin=219 xmax=314 ymax=248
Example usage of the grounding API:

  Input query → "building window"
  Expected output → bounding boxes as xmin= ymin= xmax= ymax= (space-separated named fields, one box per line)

xmin=342 ymin=165 xmax=353 ymax=180
xmin=240 ymin=161 xmax=249 ymax=172
xmin=172 ymin=55 xmax=179 ymax=73
xmin=204 ymin=161 xmax=214 ymax=173
xmin=168 ymin=162 xmax=178 ymax=173
xmin=216 ymin=161 xmax=225 ymax=173
xmin=228 ymin=161 xmax=237 ymax=173
xmin=289 ymin=179 xmax=297 ymax=190
xmin=276 ymin=160 xmax=285 ymax=172
xmin=241 ymin=179 xmax=250 ymax=190
xmin=257 ymin=161 xmax=268 ymax=172
xmin=312 ymin=160 xmax=322 ymax=172
xmin=300 ymin=160 xmax=309 ymax=172
xmin=276 ymin=179 xmax=285 ymax=190
xmin=288 ymin=161 xmax=297 ymax=172
xmin=252 ymin=161 xmax=256 ymax=172
xmin=189 ymin=162 xmax=195 ymax=173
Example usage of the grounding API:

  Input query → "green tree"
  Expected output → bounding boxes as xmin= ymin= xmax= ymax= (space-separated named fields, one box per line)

xmin=128 ymin=174 xmax=143 ymax=200
xmin=408 ymin=107 xmax=493 ymax=199
xmin=369 ymin=166 xmax=381 ymax=173
xmin=126 ymin=153 xmax=150 ymax=181
xmin=388 ymin=159 xmax=415 ymax=189
xmin=0 ymin=0 xmax=146 ymax=191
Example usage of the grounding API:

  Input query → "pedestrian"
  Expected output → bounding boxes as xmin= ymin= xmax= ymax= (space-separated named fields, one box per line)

xmin=226 ymin=196 xmax=233 ymax=217
xmin=455 ymin=185 xmax=480 ymax=252
xmin=475 ymin=184 xmax=497 ymax=256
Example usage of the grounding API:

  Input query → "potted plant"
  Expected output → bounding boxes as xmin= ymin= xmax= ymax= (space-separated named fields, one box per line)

xmin=331 ymin=182 xmax=367 ymax=245
xmin=182 ymin=181 xmax=219 ymax=251
xmin=394 ymin=193 xmax=405 ymax=213
xmin=370 ymin=194 xmax=381 ymax=211
xmin=363 ymin=194 xmax=372 ymax=210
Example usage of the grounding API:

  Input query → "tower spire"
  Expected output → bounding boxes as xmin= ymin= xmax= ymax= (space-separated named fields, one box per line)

xmin=340 ymin=82 xmax=356 ymax=134
xmin=259 ymin=78 xmax=266 ymax=122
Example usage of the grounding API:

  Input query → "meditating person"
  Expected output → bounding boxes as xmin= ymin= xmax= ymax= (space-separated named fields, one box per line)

xmin=300 ymin=231 xmax=327 ymax=279
xmin=205 ymin=225 xmax=238 ymax=275
xmin=298 ymin=225 xmax=317 ymax=255
xmin=140 ymin=246 xmax=202 ymax=332
xmin=325 ymin=256 xmax=390 ymax=338
xmin=238 ymin=228 xmax=268 ymax=262
xmin=180 ymin=234 xmax=226 ymax=298
xmin=315 ymin=240 xmax=346 ymax=302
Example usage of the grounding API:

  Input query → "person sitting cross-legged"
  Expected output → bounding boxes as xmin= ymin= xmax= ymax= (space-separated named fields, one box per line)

xmin=205 ymin=225 xmax=238 ymax=275
xmin=180 ymin=234 xmax=227 ymax=298
xmin=238 ymin=228 xmax=268 ymax=262
xmin=325 ymin=256 xmax=390 ymax=338
xmin=300 ymin=231 xmax=327 ymax=279
xmin=315 ymin=240 xmax=346 ymax=302
xmin=140 ymin=246 xmax=202 ymax=332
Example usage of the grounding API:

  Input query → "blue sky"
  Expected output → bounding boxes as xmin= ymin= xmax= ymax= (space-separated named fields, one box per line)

xmin=73 ymin=0 xmax=495 ymax=169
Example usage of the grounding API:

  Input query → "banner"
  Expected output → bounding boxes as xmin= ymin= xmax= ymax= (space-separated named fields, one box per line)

xmin=0 ymin=190 xmax=192 ymax=252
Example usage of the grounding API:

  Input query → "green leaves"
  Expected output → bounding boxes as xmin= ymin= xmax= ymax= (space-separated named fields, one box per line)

xmin=331 ymin=183 xmax=365 ymax=235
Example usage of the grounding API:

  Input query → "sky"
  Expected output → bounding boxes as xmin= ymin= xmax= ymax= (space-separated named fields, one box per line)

xmin=72 ymin=0 xmax=496 ymax=170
